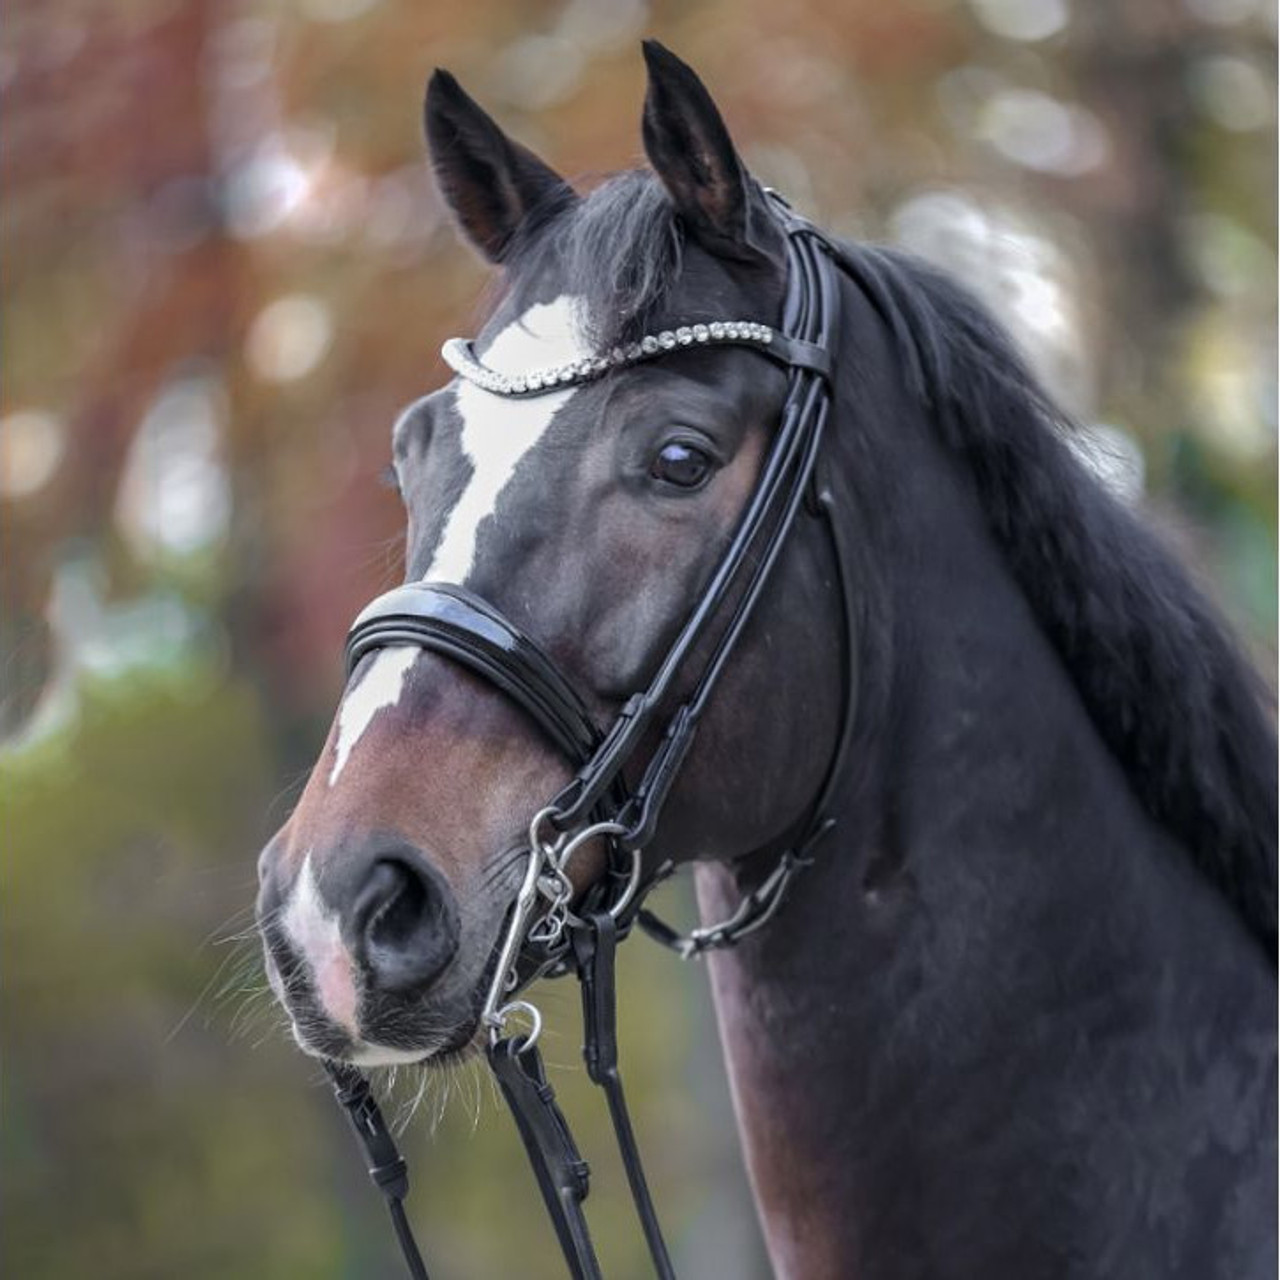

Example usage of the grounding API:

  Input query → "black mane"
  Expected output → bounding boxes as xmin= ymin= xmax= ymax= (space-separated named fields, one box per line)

xmin=837 ymin=243 xmax=1276 ymax=958
xmin=540 ymin=171 xmax=1278 ymax=956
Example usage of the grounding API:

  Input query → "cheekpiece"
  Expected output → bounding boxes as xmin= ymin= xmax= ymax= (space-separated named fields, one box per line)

xmin=441 ymin=321 xmax=775 ymax=398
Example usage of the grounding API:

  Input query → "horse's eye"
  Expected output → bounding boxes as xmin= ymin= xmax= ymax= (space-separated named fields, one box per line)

xmin=651 ymin=441 xmax=713 ymax=490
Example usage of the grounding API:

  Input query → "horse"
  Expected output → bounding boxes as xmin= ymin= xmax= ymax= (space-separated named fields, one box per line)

xmin=254 ymin=41 xmax=1277 ymax=1279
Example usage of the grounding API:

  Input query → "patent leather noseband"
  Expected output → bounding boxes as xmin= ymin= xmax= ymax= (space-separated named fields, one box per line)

xmin=323 ymin=193 xmax=858 ymax=1280
xmin=346 ymin=583 xmax=603 ymax=766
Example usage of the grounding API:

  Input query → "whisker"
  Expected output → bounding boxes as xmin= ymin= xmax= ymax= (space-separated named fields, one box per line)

xmin=263 ymin=769 xmax=313 ymax=827
xmin=352 ymin=532 xmax=406 ymax=580
xmin=478 ymin=847 xmax=526 ymax=895
xmin=165 ymin=949 xmax=246 ymax=1045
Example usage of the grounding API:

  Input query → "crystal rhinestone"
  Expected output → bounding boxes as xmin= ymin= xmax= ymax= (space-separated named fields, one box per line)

xmin=441 ymin=312 xmax=803 ymax=399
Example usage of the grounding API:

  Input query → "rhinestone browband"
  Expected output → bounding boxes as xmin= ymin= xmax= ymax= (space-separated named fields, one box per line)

xmin=441 ymin=321 xmax=776 ymax=398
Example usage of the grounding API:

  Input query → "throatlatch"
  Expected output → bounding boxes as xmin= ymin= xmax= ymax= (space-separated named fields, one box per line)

xmin=326 ymin=193 xmax=851 ymax=1278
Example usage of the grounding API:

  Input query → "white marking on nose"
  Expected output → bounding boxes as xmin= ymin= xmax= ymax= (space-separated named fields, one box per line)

xmin=426 ymin=295 xmax=590 ymax=583
xmin=330 ymin=645 xmax=418 ymax=786
xmin=283 ymin=851 xmax=360 ymax=1037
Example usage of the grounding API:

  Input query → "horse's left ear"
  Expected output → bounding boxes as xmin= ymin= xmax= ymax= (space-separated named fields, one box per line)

xmin=641 ymin=41 xmax=781 ymax=265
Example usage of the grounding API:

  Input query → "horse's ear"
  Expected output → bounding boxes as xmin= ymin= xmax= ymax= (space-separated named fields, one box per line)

xmin=424 ymin=70 xmax=576 ymax=263
xmin=640 ymin=41 xmax=779 ymax=264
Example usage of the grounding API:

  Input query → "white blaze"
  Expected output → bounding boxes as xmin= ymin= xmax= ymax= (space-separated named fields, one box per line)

xmin=426 ymin=295 xmax=590 ymax=582
xmin=327 ymin=297 xmax=588 ymax=788
xmin=330 ymin=645 xmax=417 ymax=785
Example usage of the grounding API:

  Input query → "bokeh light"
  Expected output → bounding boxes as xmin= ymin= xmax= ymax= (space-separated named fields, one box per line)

xmin=0 ymin=409 xmax=66 ymax=500
xmin=245 ymin=294 xmax=335 ymax=382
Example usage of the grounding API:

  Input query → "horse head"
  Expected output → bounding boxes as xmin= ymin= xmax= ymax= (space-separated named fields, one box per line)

xmin=255 ymin=43 xmax=843 ymax=1067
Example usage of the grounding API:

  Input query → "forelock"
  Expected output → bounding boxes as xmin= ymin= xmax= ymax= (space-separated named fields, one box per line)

xmin=503 ymin=171 xmax=685 ymax=352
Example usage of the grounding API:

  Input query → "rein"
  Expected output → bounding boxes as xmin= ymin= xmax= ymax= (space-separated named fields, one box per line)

xmin=324 ymin=195 xmax=853 ymax=1278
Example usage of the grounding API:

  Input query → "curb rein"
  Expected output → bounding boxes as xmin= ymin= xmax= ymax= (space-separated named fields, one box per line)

xmin=322 ymin=196 xmax=854 ymax=1279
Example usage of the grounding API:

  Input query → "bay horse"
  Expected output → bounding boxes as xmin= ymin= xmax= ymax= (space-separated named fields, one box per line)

xmin=255 ymin=41 xmax=1277 ymax=1279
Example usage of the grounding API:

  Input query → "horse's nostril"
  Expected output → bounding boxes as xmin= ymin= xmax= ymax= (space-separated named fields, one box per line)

xmin=369 ymin=864 xmax=426 ymax=950
xmin=352 ymin=857 xmax=459 ymax=995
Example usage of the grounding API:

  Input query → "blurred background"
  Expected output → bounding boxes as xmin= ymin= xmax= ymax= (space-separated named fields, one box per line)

xmin=2 ymin=0 xmax=1274 ymax=1276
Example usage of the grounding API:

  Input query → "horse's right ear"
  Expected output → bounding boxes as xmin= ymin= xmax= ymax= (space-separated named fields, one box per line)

xmin=424 ymin=70 xmax=576 ymax=263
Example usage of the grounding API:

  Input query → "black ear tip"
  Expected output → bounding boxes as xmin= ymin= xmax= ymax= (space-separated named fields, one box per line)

xmin=641 ymin=39 xmax=686 ymax=77
xmin=425 ymin=67 xmax=467 ymax=111
xmin=641 ymin=40 xmax=712 ymax=108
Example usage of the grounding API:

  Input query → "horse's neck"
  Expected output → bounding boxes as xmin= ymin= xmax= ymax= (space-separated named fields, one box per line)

xmin=696 ymin=407 xmax=1274 ymax=1279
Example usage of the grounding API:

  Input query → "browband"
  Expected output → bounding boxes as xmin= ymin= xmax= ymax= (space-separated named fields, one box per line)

xmin=345 ymin=582 xmax=602 ymax=766
xmin=441 ymin=322 xmax=830 ymax=398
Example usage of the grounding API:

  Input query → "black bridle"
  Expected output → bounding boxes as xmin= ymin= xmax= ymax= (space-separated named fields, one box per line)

xmin=323 ymin=195 xmax=855 ymax=1279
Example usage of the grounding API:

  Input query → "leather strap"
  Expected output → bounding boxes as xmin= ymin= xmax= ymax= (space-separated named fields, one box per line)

xmin=763 ymin=332 xmax=831 ymax=380
xmin=324 ymin=1062 xmax=431 ymax=1280
xmin=487 ymin=1038 xmax=600 ymax=1280
xmin=571 ymin=914 xmax=675 ymax=1280
xmin=345 ymin=582 xmax=602 ymax=766
xmin=547 ymin=212 xmax=841 ymax=846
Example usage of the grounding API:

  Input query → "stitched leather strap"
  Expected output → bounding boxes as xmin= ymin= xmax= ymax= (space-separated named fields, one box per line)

xmin=488 ymin=1038 xmax=600 ymax=1280
xmin=324 ymin=1062 xmax=431 ymax=1280
xmin=345 ymin=582 xmax=602 ymax=766
xmin=571 ymin=913 xmax=675 ymax=1280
